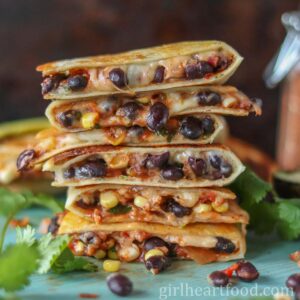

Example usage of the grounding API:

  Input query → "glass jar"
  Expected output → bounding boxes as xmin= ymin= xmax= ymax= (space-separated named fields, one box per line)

xmin=264 ymin=11 xmax=300 ymax=171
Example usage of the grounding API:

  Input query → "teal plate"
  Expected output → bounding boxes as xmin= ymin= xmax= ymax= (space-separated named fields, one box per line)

xmin=1 ymin=208 xmax=299 ymax=300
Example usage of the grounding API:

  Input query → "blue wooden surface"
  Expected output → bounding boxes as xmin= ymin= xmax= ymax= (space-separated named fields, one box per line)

xmin=2 ymin=208 xmax=299 ymax=300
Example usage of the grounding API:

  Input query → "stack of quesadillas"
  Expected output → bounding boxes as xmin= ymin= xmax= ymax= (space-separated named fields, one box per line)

xmin=18 ymin=41 xmax=261 ymax=274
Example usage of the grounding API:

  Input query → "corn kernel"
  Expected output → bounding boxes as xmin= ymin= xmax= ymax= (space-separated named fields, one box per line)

xmin=74 ymin=241 xmax=85 ymax=255
xmin=118 ymin=244 xmax=140 ymax=262
xmin=103 ymin=259 xmax=121 ymax=272
xmin=194 ymin=203 xmax=212 ymax=214
xmin=100 ymin=191 xmax=119 ymax=209
xmin=134 ymin=195 xmax=148 ymax=208
xmin=222 ymin=97 xmax=237 ymax=108
xmin=94 ymin=249 xmax=106 ymax=259
xmin=81 ymin=112 xmax=99 ymax=129
xmin=108 ymin=248 xmax=119 ymax=260
xmin=108 ymin=154 xmax=129 ymax=169
xmin=144 ymin=249 xmax=164 ymax=261
xmin=212 ymin=201 xmax=229 ymax=213
xmin=137 ymin=97 xmax=150 ymax=104
xmin=107 ymin=128 xmax=126 ymax=146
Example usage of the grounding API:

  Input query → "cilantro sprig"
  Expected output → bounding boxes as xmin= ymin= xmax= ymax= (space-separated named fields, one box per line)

xmin=230 ymin=168 xmax=300 ymax=239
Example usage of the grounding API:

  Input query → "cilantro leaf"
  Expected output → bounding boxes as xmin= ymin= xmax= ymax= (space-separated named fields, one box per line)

xmin=52 ymin=248 xmax=98 ymax=274
xmin=37 ymin=234 xmax=70 ymax=274
xmin=109 ymin=204 xmax=132 ymax=214
xmin=229 ymin=168 xmax=272 ymax=208
xmin=0 ymin=244 xmax=40 ymax=292
xmin=16 ymin=225 xmax=36 ymax=246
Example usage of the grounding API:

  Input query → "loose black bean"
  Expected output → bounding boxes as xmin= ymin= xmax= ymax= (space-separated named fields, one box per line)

xmin=201 ymin=116 xmax=215 ymax=134
xmin=147 ymin=102 xmax=169 ymax=131
xmin=41 ymin=74 xmax=65 ymax=95
xmin=144 ymin=237 xmax=169 ymax=252
xmin=109 ymin=68 xmax=127 ymax=88
xmin=144 ymin=152 xmax=170 ymax=169
xmin=208 ymin=271 xmax=229 ymax=287
xmin=107 ymin=273 xmax=133 ymax=296
xmin=16 ymin=149 xmax=36 ymax=171
xmin=145 ymin=255 xmax=171 ymax=275
xmin=161 ymin=165 xmax=184 ymax=181
xmin=75 ymin=159 xmax=107 ymax=178
xmin=188 ymin=157 xmax=207 ymax=177
xmin=286 ymin=274 xmax=300 ymax=291
xmin=118 ymin=101 xmax=141 ymax=120
xmin=198 ymin=92 xmax=222 ymax=106
xmin=215 ymin=237 xmax=236 ymax=254
xmin=236 ymin=261 xmax=259 ymax=282
xmin=152 ymin=66 xmax=165 ymax=83
xmin=58 ymin=109 xmax=82 ymax=128
xmin=185 ymin=61 xmax=214 ymax=80
xmin=48 ymin=216 xmax=59 ymax=234
xmin=180 ymin=116 xmax=203 ymax=140
xmin=161 ymin=198 xmax=192 ymax=217
xmin=67 ymin=74 xmax=88 ymax=91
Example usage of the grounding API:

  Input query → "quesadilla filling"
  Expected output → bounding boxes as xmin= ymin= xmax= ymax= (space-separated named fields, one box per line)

xmin=70 ymin=186 xmax=243 ymax=225
xmin=67 ymin=230 xmax=239 ymax=274
xmin=41 ymin=51 xmax=233 ymax=95
xmin=57 ymin=149 xmax=234 ymax=183
xmin=48 ymin=89 xmax=258 ymax=131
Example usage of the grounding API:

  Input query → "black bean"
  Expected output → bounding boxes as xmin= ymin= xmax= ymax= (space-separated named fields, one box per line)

xmin=208 ymin=271 xmax=229 ymax=287
xmin=48 ymin=216 xmax=59 ymax=234
xmin=41 ymin=74 xmax=65 ymax=95
xmin=215 ymin=57 xmax=229 ymax=71
xmin=118 ymin=101 xmax=141 ymax=120
xmin=67 ymin=74 xmax=88 ymax=91
xmin=76 ymin=198 xmax=98 ymax=209
xmin=58 ymin=109 xmax=82 ymax=128
xmin=185 ymin=61 xmax=214 ymax=80
xmin=286 ymin=274 xmax=300 ymax=291
xmin=210 ymin=155 xmax=232 ymax=177
xmin=75 ymin=159 xmax=107 ymax=178
xmin=215 ymin=237 xmax=236 ymax=253
xmin=64 ymin=167 xmax=75 ymax=179
xmin=161 ymin=165 xmax=184 ymax=181
xmin=16 ymin=149 xmax=36 ymax=171
xmin=210 ymin=155 xmax=222 ymax=169
xmin=107 ymin=273 xmax=133 ymax=296
xmin=161 ymin=198 xmax=192 ymax=217
xmin=145 ymin=255 xmax=171 ymax=275
xmin=144 ymin=237 xmax=169 ymax=252
xmin=201 ymin=116 xmax=215 ymax=134
xmin=188 ymin=157 xmax=207 ymax=177
xmin=198 ymin=92 xmax=222 ymax=106
xmin=147 ymin=102 xmax=169 ymax=131
xmin=144 ymin=152 xmax=169 ymax=169
xmin=109 ymin=68 xmax=127 ymax=88
xmin=127 ymin=125 xmax=145 ymax=138
xmin=236 ymin=261 xmax=259 ymax=282
xmin=79 ymin=232 xmax=101 ymax=245
xmin=99 ymin=97 xmax=119 ymax=114
xmin=152 ymin=66 xmax=165 ymax=83
xmin=180 ymin=116 xmax=204 ymax=140
xmin=295 ymin=286 xmax=300 ymax=300
xmin=220 ymin=163 xmax=233 ymax=178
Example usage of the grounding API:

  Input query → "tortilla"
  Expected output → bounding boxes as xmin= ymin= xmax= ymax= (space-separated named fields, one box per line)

xmin=37 ymin=41 xmax=242 ymax=99
xmin=40 ymin=144 xmax=245 ymax=188
xmin=66 ymin=184 xmax=249 ymax=226
xmin=46 ymin=85 xmax=260 ymax=132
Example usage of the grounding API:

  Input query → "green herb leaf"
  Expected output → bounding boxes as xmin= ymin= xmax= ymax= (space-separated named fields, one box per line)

xmin=229 ymin=168 xmax=273 ymax=208
xmin=52 ymin=248 xmax=98 ymax=274
xmin=16 ymin=225 xmax=36 ymax=246
xmin=0 ymin=244 xmax=40 ymax=292
xmin=109 ymin=204 xmax=132 ymax=214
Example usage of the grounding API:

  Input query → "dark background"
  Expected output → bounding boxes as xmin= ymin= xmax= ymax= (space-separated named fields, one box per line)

xmin=0 ymin=0 xmax=298 ymax=157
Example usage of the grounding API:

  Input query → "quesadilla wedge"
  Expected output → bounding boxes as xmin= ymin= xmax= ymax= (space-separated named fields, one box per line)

xmin=33 ymin=145 xmax=245 ymax=188
xmin=0 ymin=117 xmax=56 ymax=193
xmin=66 ymin=185 xmax=249 ymax=226
xmin=46 ymin=86 xmax=260 ymax=132
xmin=59 ymin=212 xmax=246 ymax=266
xmin=37 ymin=41 xmax=242 ymax=99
